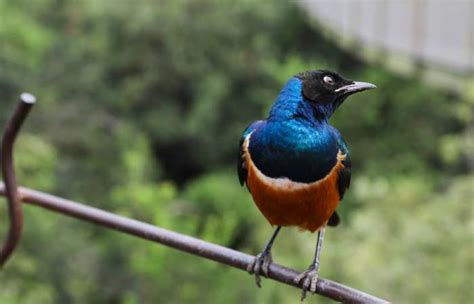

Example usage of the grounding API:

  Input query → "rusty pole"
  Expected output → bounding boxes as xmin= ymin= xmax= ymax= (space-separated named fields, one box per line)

xmin=0 ymin=93 xmax=36 ymax=266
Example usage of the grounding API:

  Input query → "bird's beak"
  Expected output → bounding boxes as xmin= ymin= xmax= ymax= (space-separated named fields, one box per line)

xmin=335 ymin=81 xmax=377 ymax=95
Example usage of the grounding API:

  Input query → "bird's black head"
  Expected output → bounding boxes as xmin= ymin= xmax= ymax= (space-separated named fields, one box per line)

xmin=296 ymin=70 xmax=376 ymax=116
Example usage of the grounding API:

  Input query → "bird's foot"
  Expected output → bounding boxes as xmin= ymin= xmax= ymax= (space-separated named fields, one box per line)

xmin=247 ymin=250 xmax=273 ymax=288
xmin=294 ymin=264 xmax=319 ymax=301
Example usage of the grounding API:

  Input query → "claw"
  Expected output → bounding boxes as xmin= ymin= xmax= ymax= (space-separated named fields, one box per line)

xmin=247 ymin=250 xmax=272 ymax=288
xmin=294 ymin=265 xmax=319 ymax=301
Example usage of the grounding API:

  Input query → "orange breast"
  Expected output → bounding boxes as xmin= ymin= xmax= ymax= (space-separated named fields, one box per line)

xmin=243 ymin=136 xmax=345 ymax=232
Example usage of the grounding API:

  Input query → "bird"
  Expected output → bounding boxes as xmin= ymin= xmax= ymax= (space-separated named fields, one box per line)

xmin=237 ymin=70 xmax=376 ymax=300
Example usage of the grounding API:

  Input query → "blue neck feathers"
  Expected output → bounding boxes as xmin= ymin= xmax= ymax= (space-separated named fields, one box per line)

xmin=268 ymin=77 xmax=336 ymax=123
xmin=248 ymin=77 xmax=340 ymax=183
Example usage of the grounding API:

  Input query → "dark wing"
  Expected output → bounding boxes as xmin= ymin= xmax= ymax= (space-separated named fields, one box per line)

xmin=237 ymin=134 xmax=247 ymax=186
xmin=338 ymin=162 xmax=351 ymax=199
xmin=237 ymin=120 xmax=265 ymax=186
xmin=328 ymin=126 xmax=352 ymax=227
xmin=328 ymin=161 xmax=351 ymax=227
xmin=329 ymin=126 xmax=352 ymax=199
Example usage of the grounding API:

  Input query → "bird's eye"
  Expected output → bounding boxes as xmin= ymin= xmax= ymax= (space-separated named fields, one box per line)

xmin=323 ymin=75 xmax=334 ymax=85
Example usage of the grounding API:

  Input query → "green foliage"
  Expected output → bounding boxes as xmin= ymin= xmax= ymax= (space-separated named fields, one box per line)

xmin=0 ymin=0 xmax=472 ymax=303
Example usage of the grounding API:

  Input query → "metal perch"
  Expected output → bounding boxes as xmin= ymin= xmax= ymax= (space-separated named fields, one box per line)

xmin=0 ymin=93 xmax=36 ymax=266
xmin=0 ymin=95 xmax=389 ymax=304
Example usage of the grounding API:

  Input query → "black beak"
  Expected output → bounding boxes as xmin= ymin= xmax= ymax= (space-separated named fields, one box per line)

xmin=335 ymin=81 xmax=377 ymax=95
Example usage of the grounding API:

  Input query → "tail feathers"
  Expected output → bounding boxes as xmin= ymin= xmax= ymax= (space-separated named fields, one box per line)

xmin=327 ymin=212 xmax=340 ymax=227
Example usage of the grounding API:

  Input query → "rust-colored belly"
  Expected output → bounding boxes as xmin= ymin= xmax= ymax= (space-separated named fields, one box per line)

xmin=243 ymin=138 xmax=345 ymax=232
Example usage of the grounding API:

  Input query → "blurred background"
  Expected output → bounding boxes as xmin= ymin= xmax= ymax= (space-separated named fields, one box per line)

xmin=0 ymin=0 xmax=472 ymax=303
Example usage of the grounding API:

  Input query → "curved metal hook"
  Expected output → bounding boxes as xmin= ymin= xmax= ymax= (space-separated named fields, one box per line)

xmin=0 ymin=93 xmax=36 ymax=267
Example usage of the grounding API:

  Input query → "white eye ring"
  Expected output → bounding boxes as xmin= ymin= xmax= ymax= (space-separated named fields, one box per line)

xmin=323 ymin=75 xmax=334 ymax=85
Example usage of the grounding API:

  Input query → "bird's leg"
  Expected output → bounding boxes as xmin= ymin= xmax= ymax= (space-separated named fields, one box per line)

xmin=247 ymin=226 xmax=281 ymax=287
xmin=294 ymin=226 xmax=326 ymax=301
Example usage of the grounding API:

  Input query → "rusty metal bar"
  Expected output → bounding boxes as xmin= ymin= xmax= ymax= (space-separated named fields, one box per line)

xmin=0 ymin=93 xmax=36 ymax=267
xmin=0 ymin=96 xmax=389 ymax=303
xmin=0 ymin=184 xmax=388 ymax=303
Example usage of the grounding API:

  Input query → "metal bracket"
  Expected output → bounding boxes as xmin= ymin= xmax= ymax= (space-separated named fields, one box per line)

xmin=0 ymin=93 xmax=36 ymax=267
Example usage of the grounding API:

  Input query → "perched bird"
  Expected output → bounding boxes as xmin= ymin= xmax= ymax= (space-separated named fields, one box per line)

xmin=237 ymin=70 xmax=376 ymax=300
